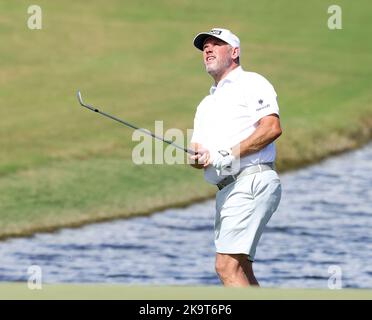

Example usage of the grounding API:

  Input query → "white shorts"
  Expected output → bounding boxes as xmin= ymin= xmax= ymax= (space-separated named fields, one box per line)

xmin=215 ymin=169 xmax=282 ymax=262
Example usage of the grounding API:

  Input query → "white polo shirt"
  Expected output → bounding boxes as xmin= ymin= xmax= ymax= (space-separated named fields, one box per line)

xmin=191 ymin=66 xmax=280 ymax=184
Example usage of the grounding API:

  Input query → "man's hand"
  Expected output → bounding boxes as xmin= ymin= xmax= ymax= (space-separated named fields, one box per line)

xmin=189 ymin=144 xmax=211 ymax=169
xmin=210 ymin=149 xmax=235 ymax=175
xmin=190 ymin=146 xmax=237 ymax=175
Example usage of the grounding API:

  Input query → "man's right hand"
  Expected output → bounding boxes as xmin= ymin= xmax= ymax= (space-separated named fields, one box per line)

xmin=189 ymin=145 xmax=211 ymax=169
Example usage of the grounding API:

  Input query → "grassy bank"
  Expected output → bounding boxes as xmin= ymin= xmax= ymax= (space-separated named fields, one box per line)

xmin=1 ymin=0 xmax=372 ymax=239
xmin=1 ymin=284 xmax=371 ymax=300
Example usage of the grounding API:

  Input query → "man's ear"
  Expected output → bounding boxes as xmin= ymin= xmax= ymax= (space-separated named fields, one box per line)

xmin=231 ymin=47 xmax=240 ymax=60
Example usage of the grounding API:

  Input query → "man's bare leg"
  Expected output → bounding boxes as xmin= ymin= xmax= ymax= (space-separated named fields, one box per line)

xmin=241 ymin=256 xmax=259 ymax=286
xmin=215 ymin=253 xmax=259 ymax=287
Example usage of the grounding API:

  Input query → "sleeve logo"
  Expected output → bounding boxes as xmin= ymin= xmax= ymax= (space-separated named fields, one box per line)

xmin=256 ymin=99 xmax=270 ymax=111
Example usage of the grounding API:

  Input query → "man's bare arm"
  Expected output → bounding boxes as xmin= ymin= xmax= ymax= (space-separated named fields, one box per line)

xmin=231 ymin=114 xmax=282 ymax=158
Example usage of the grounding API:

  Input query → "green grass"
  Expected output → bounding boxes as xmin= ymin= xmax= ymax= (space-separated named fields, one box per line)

xmin=0 ymin=159 xmax=215 ymax=238
xmin=0 ymin=0 xmax=372 ymax=238
xmin=0 ymin=284 xmax=371 ymax=300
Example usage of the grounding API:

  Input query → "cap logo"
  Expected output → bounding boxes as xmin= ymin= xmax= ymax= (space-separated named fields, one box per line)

xmin=210 ymin=29 xmax=222 ymax=35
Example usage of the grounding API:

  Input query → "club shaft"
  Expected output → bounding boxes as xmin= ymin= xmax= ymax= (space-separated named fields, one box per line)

xmin=77 ymin=92 xmax=195 ymax=155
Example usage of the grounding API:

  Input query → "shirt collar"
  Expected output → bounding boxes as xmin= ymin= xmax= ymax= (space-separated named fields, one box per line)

xmin=210 ymin=66 xmax=243 ymax=95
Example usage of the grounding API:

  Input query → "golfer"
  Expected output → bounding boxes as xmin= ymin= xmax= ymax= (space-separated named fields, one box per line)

xmin=190 ymin=28 xmax=282 ymax=287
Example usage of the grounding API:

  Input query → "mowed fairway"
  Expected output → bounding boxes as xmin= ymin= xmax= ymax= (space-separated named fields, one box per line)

xmin=0 ymin=283 xmax=371 ymax=300
xmin=0 ymin=0 xmax=371 ymax=237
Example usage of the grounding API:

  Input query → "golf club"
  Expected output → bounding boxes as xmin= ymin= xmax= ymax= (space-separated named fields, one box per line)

xmin=77 ymin=90 xmax=196 ymax=155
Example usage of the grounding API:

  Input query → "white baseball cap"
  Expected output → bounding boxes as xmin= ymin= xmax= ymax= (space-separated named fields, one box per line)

xmin=193 ymin=28 xmax=240 ymax=52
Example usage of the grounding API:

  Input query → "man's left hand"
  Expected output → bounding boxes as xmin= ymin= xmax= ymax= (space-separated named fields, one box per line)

xmin=211 ymin=149 xmax=235 ymax=175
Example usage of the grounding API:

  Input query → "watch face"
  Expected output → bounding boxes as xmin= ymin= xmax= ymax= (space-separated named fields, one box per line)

xmin=218 ymin=150 xmax=229 ymax=157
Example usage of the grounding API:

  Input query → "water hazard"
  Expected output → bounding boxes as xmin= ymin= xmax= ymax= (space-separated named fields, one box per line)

xmin=1 ymin=144 xmax=371 ymax=288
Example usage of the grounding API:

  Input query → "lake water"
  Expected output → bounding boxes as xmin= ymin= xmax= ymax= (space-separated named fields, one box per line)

xmin=0 ymin=144 xmax=371 ymax=288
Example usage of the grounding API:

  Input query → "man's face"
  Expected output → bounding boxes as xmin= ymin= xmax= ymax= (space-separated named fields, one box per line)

xmin=203 ymin=37 xmax=233 ymax=76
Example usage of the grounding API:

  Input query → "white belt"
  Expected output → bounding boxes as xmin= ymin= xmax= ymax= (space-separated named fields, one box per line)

xmin=216 ymin=163 xmax=274 ymax=190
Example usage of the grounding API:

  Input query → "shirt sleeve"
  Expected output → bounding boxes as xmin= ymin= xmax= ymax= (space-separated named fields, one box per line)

xmin=250 ymin=75 xmax=280 ymax=122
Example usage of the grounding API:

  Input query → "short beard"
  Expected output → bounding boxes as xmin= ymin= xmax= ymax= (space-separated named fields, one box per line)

xmin=205 ymin=51 xmax=232 ymax=79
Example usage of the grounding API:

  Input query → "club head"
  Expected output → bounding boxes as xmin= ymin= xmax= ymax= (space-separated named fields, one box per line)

xmin=77 ymin=90 xmax=84 ymax=106
xmin=77 ymin=90 xmax=98 ymax=112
